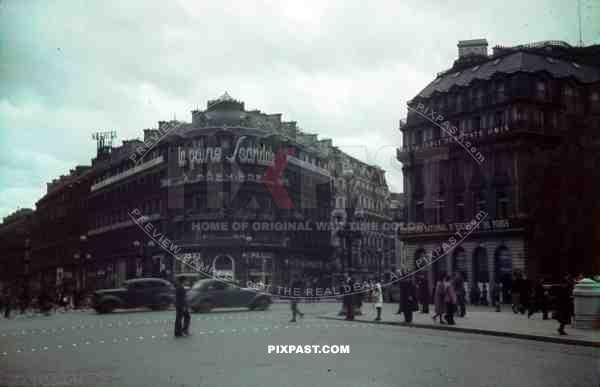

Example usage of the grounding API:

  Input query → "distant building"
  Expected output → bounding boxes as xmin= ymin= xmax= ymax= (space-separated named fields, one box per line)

xmin=0 ymin=208 xmax=33 ymax=290
xmin=397 ymin=39 xmax=600 ymax=294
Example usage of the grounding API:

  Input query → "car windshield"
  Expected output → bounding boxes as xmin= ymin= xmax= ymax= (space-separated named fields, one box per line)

xmin=191 ymin=279 xmax=212 ymax=290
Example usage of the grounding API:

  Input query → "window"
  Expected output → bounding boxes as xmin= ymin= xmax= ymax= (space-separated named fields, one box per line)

xmin=415 ymin=130 xmax=423 ymax=145
xmin=436 ymin=201 xmax=446 ymax=223
xmin=455 ymin=196 xmax=465 ymax=222
xmin=416 ymin=202 xmax=424 ymax=222
xmin=591 ymin=92 xmax=600 ymax=112
xmin=536 ymin=81 xmax=546 ymax=100
xmin=497 ymin=192 xmax=510 ymax=219
xmin=496 ymin=83 xmax=505 ymax=101
xmin=475 ymin=191 xmax=487 ymax=215
xmin=472 ymin=116 xmax=481 ymax=131
xmin=495 ymin=111 xmax=504 ymax=128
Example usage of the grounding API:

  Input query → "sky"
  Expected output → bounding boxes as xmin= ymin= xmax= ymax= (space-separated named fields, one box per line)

xmin=1 ymin=0 xmax=599 ymax=219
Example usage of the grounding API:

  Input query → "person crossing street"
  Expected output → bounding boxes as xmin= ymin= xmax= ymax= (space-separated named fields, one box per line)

xmin=174 ymin=277 xmax=191 ymax=338
xmin=289 ymin=276 xmax=304 ymax=322
xmin=373 ymin=279 xmax=383 ymax=321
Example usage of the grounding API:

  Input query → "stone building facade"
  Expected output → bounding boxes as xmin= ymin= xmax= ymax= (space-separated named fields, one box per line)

xmin=397 ymin=39 xmax=600 ymax=296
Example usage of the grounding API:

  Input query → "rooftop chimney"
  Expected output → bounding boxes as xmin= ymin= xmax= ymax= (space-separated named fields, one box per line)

xmin=457 ymin=39 xmax=488 ymax=58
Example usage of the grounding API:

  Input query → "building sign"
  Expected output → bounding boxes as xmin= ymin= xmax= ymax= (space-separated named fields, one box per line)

xmin=399 ymin=219 xmax=516 ymax=234
xmin=177 ymin=136 xmax=275 ymax=167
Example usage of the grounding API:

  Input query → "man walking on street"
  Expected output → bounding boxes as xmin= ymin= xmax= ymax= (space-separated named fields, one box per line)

xmin=491 ymin=279 xmax=502 ymax=312
xmin=373 ymin=279 xmax=383 ymax=321
xmin=343 ymin=274 xmax=355 ymax=321
xmin=529 ymin=278 xmax=548 ymax=320
xmin=453 ymin=272 xmax=466 ymax=317
xmin=174 ymin=277 xmax=191 ymax=337
xmin=399 ymin=279 xmax=417 ymax=324
xmin=290 ymin=276 xmax=304 ymax=322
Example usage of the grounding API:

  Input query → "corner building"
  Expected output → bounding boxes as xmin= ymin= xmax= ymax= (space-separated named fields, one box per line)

xmin=397 ymin=40 xmax=600 ymax=297
xmin=86 ymin=94 xmax=333 ymax=291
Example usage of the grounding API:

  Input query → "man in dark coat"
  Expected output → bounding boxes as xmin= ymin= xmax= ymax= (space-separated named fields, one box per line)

xmin=556 ymin=275 xmax=574 ymax=335
xmin=290 ymin=276 xmax=304 ymax=322
xmin=174 ymin=277 xmax=191 ymax=337
xmin=528 ymin=278 xmax=548 ymax=320
xmin=399 ymin=279 xmax=417 ymax=323
xmin=417 ymin=277 xmax=429 ymax=313
xmin=343 ymin=275 xmax=355 ymax=321
xmin=453 ymin=273 xmax=466 ymax=317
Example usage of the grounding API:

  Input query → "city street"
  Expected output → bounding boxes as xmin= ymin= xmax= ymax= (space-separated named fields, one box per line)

xmin=0 ymin=303 xmax=597 ymax=387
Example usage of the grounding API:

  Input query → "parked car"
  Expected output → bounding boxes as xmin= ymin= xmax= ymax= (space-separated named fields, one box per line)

xmin=186 ymin=279 xmax=271 ymax=313
xmin=92 ymin=278 xmax=175 ymax=314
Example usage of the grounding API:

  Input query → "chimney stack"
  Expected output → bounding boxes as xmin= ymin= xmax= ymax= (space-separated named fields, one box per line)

xmin=457 ymin=39 xmax=488 ymax=59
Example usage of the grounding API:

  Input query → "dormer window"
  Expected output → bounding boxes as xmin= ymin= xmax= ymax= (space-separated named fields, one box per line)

xmin=536 ymin=81 xmax=546 ymax=100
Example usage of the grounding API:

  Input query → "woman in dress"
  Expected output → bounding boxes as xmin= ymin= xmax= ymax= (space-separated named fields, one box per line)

xmin=431 ymin=275 xmax=446 ymax=323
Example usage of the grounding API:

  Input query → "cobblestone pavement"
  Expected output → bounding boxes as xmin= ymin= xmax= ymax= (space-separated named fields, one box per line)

xmin=0 ymin=303 xmax=597 ymax=387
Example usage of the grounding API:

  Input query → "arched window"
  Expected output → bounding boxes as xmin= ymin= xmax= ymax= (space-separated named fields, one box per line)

xmin=452 ymin=247 xmax=467 ymax=280
xmin=472 ymin=247 xmax=488 ymax=283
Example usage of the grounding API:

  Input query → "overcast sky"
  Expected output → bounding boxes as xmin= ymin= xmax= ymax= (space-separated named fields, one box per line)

xmin=1 ymin=0 xmax=598 ymax=219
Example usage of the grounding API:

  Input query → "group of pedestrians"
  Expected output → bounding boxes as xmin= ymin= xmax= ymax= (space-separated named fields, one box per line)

xmin=511 ymin=272 xmax=576 ymax=335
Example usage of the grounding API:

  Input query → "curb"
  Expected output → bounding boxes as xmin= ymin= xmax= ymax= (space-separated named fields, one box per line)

xmin=318 ymin=316 xmax=600 ymax=348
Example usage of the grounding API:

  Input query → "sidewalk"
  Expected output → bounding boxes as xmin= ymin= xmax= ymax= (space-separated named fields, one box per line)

xmin=319 ymin=303 xmax=600 ymax=347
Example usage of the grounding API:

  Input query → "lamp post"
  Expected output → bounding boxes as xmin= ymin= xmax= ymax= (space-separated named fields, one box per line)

xmin=242 ymin=235 xmax=253 ymax=285
xmin=377 ymin=247 xmax=383 ymax=281
xmin=336 ymin=168 xmax=361 ymax=278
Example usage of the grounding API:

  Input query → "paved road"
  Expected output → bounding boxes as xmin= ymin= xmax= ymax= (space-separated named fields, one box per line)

xmin=0 ymin=304 xmax=597 ymax=387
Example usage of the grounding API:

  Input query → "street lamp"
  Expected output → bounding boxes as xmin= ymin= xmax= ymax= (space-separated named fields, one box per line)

xmin=241 ymin=235 xmax=253 ymax=284
xmin=377 ymin=247 xmax=383 ymax=280
xmin=337 ymin=168 xmax=361 ymax=278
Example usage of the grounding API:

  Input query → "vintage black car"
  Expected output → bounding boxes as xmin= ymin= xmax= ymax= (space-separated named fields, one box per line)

xmin=186 ymin=279 xmax=271 ymax=313
xmin=92 ymin=278 xmax=175 ymax=313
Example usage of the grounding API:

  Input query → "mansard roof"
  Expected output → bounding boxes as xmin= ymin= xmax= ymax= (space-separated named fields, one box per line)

xmin=416 ymin=51 xmax=600 ymax=99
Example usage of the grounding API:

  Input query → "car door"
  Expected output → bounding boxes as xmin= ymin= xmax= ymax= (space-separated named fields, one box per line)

xmin=126 ymin=282 xmax=146 ymax=307
xmin=207 ymin=281 xmax=227 ymax=307
xmin=222 ymin=283 xmax=247 ymax=307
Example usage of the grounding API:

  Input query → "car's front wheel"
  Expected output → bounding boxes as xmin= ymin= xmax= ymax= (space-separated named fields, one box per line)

xmin=251 ymin=298 xmax=270 ymax=311
xmin=149 ymin=296 xmax=172 ymax=311
xmin=96 ymin=300 xmax=117 ymax=314
xmin=192 ymin=301 xmax=213 ymax=313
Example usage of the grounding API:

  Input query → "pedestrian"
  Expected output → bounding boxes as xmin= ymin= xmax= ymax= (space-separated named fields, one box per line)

xmin=511 ymin=272 xmax=522 ymax=313
xmin=528 ymin=278 xmax=548 ymax=320
xmin=453 ymin=272 xmax=466 ymax=317
xmin=399 ymin=279 xmax=417 ymax=324
xmin=491 ymin=280 xmax=501 ymax=312
xmin=520 ymin=275 xmax=531 ymax=314
xmin=290 ymin=276 xmax=304 ymax=323
xmin=373 ymin=280 xmax=383 ymax=321
xmin=481 ymin=283 xmax=489 ymax=306
xmin=444 ymin=275 xmax=457 ymax=325
xmin=343 ymin=274 xmax=355 ymax=321
xmin=417 ymin=277 xmax=429 ymax=314
xmin=3 ymin=287 xmax=12 ymax=319
xmin=470 ymin=283 xmax=480 ymax=306
xmin=174 ymin=277 xmax=191 ymax=337
xmin=432 ymin=275 xmax=446 ymax=323
xmin=556 ymin=275 xmax=574 ymax=335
